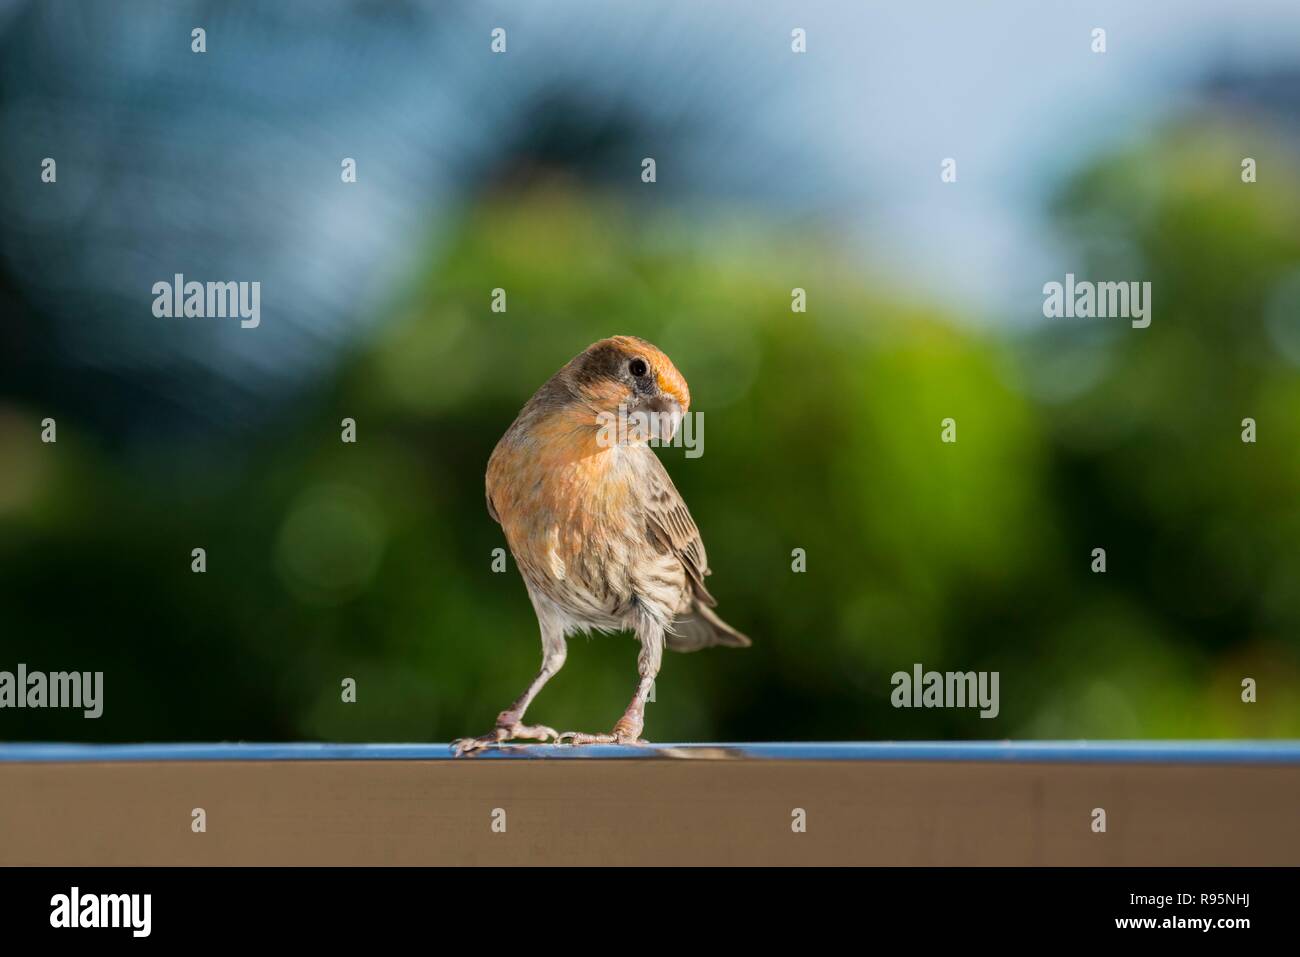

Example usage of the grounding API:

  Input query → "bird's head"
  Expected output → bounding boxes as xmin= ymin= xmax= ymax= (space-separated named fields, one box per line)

xmin=565 ymin=335 xmax=690 ymax=443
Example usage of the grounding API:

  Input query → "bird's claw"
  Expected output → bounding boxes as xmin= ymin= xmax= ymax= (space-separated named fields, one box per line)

xmin=556 ymin=730 xmax=647 ymax=746
xmin=451 ymin=722 xmax=559 ymax=757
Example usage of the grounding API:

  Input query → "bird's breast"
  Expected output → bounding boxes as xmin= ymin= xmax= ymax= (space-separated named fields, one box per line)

xmin=488 ymin=430 xmax=659 ymax=622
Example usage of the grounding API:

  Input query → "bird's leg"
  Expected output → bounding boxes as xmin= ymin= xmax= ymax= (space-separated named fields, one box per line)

xmin=560 ymin=620 xmax=663 ymax=746
xmin=452 ymin=632 xmax=566 ymax=757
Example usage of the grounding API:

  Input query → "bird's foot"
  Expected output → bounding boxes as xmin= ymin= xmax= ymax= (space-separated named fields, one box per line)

xmin=451 ymin=719 xmax=559 ymax=757
xmin=558 ymin=714 xmax=646 ymax=747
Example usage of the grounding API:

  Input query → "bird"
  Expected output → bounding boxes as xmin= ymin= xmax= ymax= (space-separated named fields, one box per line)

xmin=452 ymin=335 xmax=750 ymax=755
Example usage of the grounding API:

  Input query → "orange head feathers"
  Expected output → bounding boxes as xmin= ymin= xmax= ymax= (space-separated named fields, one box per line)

xmin=563 ymin=335 xmax=690 ymax=417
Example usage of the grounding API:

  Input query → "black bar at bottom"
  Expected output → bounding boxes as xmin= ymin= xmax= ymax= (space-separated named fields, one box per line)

xmin=0 ymin=867 xmax=1282 ymax=942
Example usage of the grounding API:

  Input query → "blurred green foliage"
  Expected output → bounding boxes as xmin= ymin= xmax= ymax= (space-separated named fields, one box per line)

xmin=1 ymin=118 xmax=1298 ymax=742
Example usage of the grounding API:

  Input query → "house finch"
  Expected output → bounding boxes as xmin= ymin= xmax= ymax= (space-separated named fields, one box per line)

xmin=453 ymin=336 xmax=750 ymax=755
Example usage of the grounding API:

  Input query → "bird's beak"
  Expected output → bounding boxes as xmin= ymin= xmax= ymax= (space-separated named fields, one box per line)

xmin=643 ymin=395 xmax=682 ymax=442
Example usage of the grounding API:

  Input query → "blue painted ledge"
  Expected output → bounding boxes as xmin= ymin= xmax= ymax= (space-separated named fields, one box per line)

xmin=1 ymin=741 xmax=1298 ymax=764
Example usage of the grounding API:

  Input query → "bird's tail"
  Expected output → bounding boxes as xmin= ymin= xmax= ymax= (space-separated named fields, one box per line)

xmin=667 ymin=604 xmax=751 ymax=652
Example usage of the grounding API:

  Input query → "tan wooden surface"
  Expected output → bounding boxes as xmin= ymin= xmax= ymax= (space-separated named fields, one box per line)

xmin=1 ymin=758 xmax=1297 ymax=865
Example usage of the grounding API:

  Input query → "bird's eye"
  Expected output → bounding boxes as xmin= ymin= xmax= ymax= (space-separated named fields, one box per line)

xmin=629 ymin=358 xmax=649 ymax=377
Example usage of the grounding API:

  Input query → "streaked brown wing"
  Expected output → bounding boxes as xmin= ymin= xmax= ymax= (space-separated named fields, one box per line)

xmin=639 ymin=451 xmax=717 ymax=607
